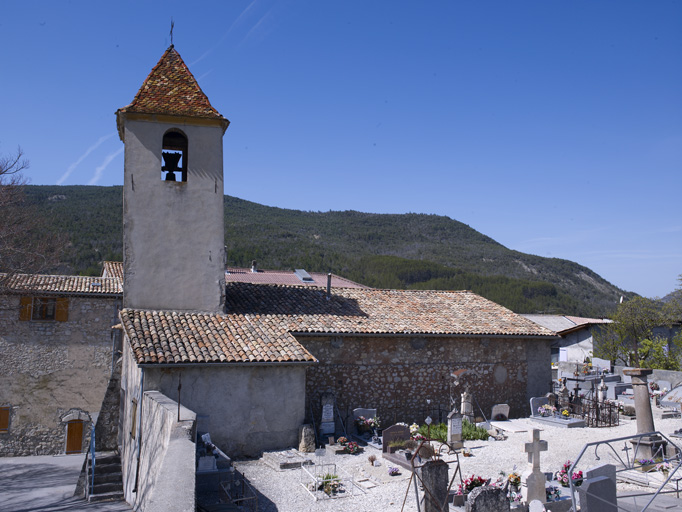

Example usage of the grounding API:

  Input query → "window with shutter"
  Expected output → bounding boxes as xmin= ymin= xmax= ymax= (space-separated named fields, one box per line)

xmin=19 ymin=297 xmax=32 ymax=321
xmin=0 ymin=407 xmax=10 ymax=433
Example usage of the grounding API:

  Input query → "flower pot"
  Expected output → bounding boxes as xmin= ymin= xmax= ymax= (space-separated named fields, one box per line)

xmin=452 ymin=494 xmax=467 ymax=506
xmin=637 ymin=464 xmax=655 ymax=472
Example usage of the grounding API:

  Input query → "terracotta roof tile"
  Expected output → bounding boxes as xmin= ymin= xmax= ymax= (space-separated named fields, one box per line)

xmin=120 ymin=309 xmax=317 ymax=365
xmin=102 ymin=261 xmax=123 ymax=281
xmin=121 ymin=282 xmax=554 ymax=366
xmin=0 ymin=273 xmax=122 ymax=296
xmin=117 ymin=46 xmax=228 ymax=122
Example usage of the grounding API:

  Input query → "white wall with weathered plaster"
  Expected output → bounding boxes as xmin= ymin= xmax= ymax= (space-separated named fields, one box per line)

xmin=122 ymin=119 xmax=226 ymax=312
xmin=145 ymin=364 xmax=307 ymax=457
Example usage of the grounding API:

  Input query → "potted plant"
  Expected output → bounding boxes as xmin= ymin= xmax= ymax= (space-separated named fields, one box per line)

xmin=636 ymin=459 xmax=656 ymax=472
xmin=556 ymin=460 xmax=582 ymax=487
xmin=453 ymin=475 xmax=488 ymax=505
xmin=538 ymin=404 xmax=556 ymax=417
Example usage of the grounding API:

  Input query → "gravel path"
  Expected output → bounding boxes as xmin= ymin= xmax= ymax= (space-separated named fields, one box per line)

xmin=233 ymin=412 xmax=682 ymax=512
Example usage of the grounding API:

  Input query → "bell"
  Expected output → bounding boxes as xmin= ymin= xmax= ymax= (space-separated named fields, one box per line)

xmin=162 ymin=152 xmax=182 ymax=181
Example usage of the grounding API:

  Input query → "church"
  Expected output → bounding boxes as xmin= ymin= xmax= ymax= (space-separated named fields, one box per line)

xmin=113 ymin=45 xmax=555 ymax=508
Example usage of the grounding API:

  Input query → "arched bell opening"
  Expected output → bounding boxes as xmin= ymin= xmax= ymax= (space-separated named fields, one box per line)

xmin=161 ymin=129 xmax=188 ymax=182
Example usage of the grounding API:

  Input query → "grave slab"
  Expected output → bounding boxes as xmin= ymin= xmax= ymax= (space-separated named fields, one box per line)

xmin=262 ymin=449 xmax=314 ymax=471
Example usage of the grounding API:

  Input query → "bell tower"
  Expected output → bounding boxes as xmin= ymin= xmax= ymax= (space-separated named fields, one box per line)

xmin=116 ymin=46 xmax=230 ymax=312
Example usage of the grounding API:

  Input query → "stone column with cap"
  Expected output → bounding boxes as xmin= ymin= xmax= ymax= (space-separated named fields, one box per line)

xmin=623 ymin=368 xmax=666 ymax=460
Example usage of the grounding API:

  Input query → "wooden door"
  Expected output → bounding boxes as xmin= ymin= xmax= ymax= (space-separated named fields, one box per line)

xmin=66 ymin=420 xmax=84 ymax=454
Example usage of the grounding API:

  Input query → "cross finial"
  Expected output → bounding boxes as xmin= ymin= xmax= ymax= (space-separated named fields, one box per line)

xmin=170 ymin=18 xmax=175 ymax=47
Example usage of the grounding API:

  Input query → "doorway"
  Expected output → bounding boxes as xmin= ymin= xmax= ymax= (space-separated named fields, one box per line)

xmin=65 ymin=420 xmax=84 ymax=454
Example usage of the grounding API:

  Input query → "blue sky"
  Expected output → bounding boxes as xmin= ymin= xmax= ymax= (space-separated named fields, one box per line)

xmin=1 ymin=1 xmax=680 ymax=299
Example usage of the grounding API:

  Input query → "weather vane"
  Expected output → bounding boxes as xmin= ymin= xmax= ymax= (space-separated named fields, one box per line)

xmin=170 ymin=18 xmax=175 ymax=47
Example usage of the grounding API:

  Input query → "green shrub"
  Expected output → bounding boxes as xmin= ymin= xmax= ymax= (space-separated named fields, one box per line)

xmin=462 ymin=418 xmax=489 ymax=441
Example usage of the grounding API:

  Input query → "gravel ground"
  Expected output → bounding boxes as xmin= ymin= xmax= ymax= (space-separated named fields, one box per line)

xmin=233 ymin=411 xmax=682 ymax=512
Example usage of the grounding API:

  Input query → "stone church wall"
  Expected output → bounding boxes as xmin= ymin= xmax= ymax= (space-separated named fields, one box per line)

xmin=300 ymin=335 xmax=552 ymax=428
xmin=0 ymin=294 xmax=120 ymax=456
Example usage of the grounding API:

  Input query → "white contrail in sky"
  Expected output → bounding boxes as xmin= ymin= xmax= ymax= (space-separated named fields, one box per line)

xmin=88 ymin=147 xmax=124 ymax=185
xmin=57 ymin=134 xmax=114 ymax=185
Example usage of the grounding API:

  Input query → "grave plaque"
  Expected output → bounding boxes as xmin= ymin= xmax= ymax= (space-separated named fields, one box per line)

xmin=319 ymin=393 xmax=335 ymax=435
xmin=447 ymin=410 xmax=463 ymax=449
xmin=382 ymin=424 xmax=410 ymax=453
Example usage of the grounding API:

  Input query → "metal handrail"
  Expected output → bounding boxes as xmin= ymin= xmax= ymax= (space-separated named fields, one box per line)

xmin=568 ymin=430 xmax=682 ymax=512
xmin=89 ymin=423 xmax=96 ymax=496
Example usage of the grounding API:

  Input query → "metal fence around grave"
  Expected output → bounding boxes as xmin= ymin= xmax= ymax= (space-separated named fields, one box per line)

xmin=343 ymin=403 xmax=451 ymax=430
xmin=557 ymin=395 xmax=619 ymax=428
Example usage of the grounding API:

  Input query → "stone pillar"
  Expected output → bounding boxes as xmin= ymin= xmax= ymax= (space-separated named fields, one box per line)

xmin=422 ymin=459 xmax=449 ymax=512
xmin=623 ymin=368 xmax=666 ymax=460
xmin=461 ymin=390 xmax=474 ymax=423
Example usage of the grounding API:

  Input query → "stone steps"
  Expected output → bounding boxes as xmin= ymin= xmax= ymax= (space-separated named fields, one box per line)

xmin=88 ymin=451 xmax=124 ymax=502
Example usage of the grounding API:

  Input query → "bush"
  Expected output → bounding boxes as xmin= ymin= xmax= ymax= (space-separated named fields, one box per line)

xmin=462 ymin=418 xmax=489 ymax=441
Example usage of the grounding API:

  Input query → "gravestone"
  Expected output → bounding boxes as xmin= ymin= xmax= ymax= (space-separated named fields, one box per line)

xmin=529 ymin=396 xmax=549 ymax=417
xmin=319 ymin=393 xmax=335 ymax=436
xmin=522 ymin=429 xmax=548 ymax=504
xmin=491 ymin=404 xmax=510 ymax=421
xmin=423 ymin=459 xmax=449 ymax=512
xmin=577 ymin=463 xmax=617 ymax=512
xmin=382 ymin=423 xmax=410 ymax=453
xmin=298 ymin=424 xmax=315 ymax=452
xmin=447 ymin=410 xmax=463 ymax=449
xmin=657 ymin=380 xmax=671 ymax=391
xmin=466 ymin=486 xmax=509 ymax=512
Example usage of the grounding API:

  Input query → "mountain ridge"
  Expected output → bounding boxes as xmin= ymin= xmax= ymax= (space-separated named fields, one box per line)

xmin=23 ymin=185 xmax=632 ymax=316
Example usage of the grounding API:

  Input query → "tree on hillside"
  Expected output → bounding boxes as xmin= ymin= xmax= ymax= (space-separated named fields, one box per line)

xmin=0 ymin=147 xmax=64 ymax=282
xmin=594 ymin=295 xmax=679 ymax=368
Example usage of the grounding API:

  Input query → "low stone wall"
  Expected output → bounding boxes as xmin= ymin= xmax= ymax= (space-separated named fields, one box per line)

xmin=615 ymin=366 xmax=682 ymax=389
xmin=125 ymin=390 xmax=196 ymax=512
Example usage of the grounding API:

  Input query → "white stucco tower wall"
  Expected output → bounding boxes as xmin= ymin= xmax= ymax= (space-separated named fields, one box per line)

xmin=116 ymin=46 xmax=229 ymax=312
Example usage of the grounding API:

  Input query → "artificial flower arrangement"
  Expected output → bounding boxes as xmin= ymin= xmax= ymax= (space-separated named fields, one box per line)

xmin=561 ymin=409 xmax=570 ymax=418
xmin=336 ymin=436 xmax=360 ymax=454
xmin=636 ymin=458 xmax=656 ymax=471
xmin=546 ymin=484 xmax=562 ymax=502
xmin=538 ymin=404 xmax=557 ymax=417
xmin=412 ymin=432 xmax=426 ymax=442
xmin=356 ymin=415 xmax=380 ymax=430
xmin=555 ymin=460 xmax=582 ymax=487
xmin=507 ymin=472 xmax=521 ymax=487
xmin=409 ymin=423 xmax=420 ymax=435
xmin=456 ymin=475 xmax=488 ymax=495
xmin=388 ymin=466 xmax=401 ymax=476
xmin=656 ymin=461 xmax=673 ymax=474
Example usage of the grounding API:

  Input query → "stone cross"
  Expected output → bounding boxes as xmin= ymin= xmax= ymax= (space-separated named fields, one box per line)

xmin=461 ymin=388 xmax=474 ymax=423
xmin=522 ymin=429 xmax=548 ymax=504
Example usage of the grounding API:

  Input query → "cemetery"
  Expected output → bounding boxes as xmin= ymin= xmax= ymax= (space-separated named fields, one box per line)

xmin=204 ymin=370 xmax=682 ymax=512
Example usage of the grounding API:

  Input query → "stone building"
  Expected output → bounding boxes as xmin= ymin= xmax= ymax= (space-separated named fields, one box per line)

xmin=0 ymin=273 xmax=121 ymax=456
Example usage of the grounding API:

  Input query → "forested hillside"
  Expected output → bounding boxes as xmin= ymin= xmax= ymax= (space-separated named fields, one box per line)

xmin=24 ymin=185 xmax=631 ymax=316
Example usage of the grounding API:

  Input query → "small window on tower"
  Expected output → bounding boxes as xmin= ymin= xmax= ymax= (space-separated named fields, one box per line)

xmin=161 ymin=130 xmax=188 ymax=182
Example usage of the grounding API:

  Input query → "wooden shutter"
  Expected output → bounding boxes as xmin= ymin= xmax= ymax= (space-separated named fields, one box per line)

xmin=55 ymin=297 xmax=69 ymax=322
xmin=0 ymin=407 xmax=9 ymax=432
xmin=19 ymin=297 xmax=32 ymax=321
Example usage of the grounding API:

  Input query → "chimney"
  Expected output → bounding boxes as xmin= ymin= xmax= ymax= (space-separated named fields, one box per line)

xmin=326 ymin=273 xmax=332 ymax=300
xmin=251 ymin=260 xmax=257 ymax=273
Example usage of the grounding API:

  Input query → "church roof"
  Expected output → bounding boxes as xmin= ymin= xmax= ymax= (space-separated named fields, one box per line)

xmin=120 ymin=282 xmax=555 ymax=365
xmin=0 ymin=273 xmax=122 ymax=296
xmin=116 ymin=46 xmax=228 ymax=132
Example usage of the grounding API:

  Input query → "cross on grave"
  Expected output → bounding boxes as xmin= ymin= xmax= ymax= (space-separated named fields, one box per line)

xmin=522 ymin=429 xmax=548 ymax=504
xmin=525 ymin=429 xmax=548 ymax=471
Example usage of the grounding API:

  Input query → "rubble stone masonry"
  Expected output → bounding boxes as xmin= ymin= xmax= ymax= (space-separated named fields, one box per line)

xmin=301 ymin=335 xmax=551 ymax=428
xmin=0 ymin=294 xmax=120 ymax=456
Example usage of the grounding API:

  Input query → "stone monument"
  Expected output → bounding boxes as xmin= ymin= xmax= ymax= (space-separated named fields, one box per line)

xmin=461 ymin=388 xmax=474 ymax=423
xmin=522 ymin=429 xmax=548 ymax=504
xmin=623 ymin=368 xmax=666 ymax=460
xmin=319 ymin=393 xmax=335 ymax=436
xmin=447 ymin=410 xmax=463 ymax=450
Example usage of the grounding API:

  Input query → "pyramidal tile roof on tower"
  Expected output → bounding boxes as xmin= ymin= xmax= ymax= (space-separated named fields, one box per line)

xmin=116 ymin=45 xmax=228 ymax=124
